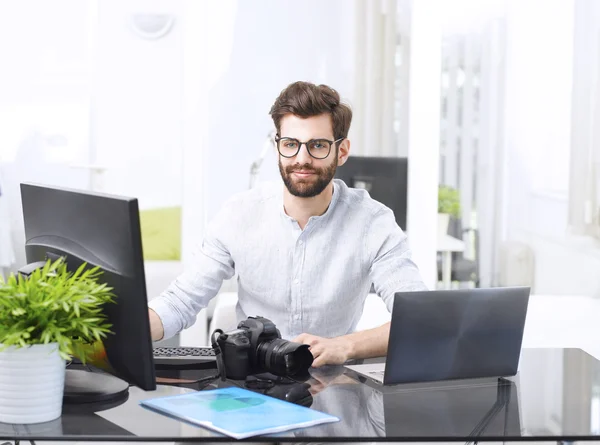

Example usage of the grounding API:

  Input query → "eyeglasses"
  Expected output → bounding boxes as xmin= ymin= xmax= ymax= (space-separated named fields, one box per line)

xmin=275 ymin=136 xmax=344 ymax=160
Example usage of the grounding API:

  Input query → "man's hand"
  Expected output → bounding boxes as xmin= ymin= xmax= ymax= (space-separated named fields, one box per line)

xmin=293 ymin=322 xmax=391 ymax=368
xmin=292 ymin=333 xmax=353 ymax=367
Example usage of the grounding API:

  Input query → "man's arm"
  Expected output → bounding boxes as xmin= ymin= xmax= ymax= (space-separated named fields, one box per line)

xmin=368 ymin=208 xmax=428 ymax=306
xmin=147 ymin=205 xmax=236 ymax=342
xmin=149 ymin=308 xmax=164 ymax=341
xmin=294 ymin=322 xmax=390 ymax=367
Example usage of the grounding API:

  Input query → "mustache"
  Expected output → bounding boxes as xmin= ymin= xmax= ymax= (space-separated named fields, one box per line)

xmin=285 ymin=164 xmax=320 ymax=174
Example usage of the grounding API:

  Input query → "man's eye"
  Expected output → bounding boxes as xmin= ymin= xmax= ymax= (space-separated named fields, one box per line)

xmin=285 ymin=142 xmax=298 ymax=148
xmin=310 ymin=141 xmax=328 ymax=150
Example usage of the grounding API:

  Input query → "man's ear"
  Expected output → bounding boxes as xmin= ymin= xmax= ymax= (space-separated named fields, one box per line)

xmin=337 ymin=138 xmax=351 ymax=167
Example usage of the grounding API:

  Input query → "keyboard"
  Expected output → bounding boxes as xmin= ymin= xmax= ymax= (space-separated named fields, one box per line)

xmin=153 ymin=346 xmax=216 ymax=366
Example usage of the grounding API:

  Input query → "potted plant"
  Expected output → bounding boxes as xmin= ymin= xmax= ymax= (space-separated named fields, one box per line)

xmin=0 ymin=258 xmax=115 ymax=424
xmin=438 ymin=185 xmax=461 ymax=238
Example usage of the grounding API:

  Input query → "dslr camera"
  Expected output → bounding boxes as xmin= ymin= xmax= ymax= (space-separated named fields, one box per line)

xmin=214 ymin=316 xmax=313 ymax=380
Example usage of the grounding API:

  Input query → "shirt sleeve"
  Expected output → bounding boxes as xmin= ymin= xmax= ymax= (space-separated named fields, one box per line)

xmin=148 ymin=206 xmax=236 ymax=340
xmin=367 ymin=207 xmax=428 ymax=312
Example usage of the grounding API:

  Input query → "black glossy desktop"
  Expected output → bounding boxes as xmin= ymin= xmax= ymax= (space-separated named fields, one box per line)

xmin=1 ymin=348 xmax=599 ymax=443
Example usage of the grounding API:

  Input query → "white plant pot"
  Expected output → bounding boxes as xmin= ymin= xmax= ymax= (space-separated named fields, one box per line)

xmin=438 ymin=213 xmax=450 ymax=239
xmin=0 ymin=343 xmax=66 ymax=424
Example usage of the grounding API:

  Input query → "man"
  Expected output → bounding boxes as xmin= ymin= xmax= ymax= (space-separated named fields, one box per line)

xmin=148 ymin=81 xmax=427 ymax=367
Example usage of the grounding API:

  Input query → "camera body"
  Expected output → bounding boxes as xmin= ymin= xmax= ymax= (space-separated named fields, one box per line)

xmin=216 ymin=316 xmax=313 ymax=380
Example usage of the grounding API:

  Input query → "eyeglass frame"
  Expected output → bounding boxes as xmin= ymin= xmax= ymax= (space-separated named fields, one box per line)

xmin=274 ymin=135 xmax=345 ymax=159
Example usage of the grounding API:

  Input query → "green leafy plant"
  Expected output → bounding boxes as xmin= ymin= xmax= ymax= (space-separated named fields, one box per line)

xmin=438 ymin=185 xmax=461 ymax=219
xmin=0 ymin=258 xmax=115 ymax=362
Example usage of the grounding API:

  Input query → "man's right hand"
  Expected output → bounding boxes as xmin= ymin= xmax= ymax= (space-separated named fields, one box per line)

xmin=148 ymin=309 xmax=164 ymax=341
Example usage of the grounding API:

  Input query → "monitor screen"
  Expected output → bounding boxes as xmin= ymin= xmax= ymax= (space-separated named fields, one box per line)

xmin=336 ymin=156 xmax=408 ymax=230
xmin=20 ymin=183 xmax=156 ymax=391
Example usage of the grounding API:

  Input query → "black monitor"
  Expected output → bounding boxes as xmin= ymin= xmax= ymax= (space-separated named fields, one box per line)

xmin=335 ymin=156 xmax=408 ymax=230
xmin=19 ymin=183 xmax=156 ymax=403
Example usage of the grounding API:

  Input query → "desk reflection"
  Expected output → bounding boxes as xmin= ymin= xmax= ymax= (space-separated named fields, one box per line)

xmin=289 ymin=366 xmax=521 ymax=440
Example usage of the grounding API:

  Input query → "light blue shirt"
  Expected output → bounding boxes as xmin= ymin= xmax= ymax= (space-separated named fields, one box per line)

xmin=149 ymin=179 xmax=427 ymax=341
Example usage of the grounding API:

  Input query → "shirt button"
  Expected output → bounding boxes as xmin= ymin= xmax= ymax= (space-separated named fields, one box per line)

xmin=294 ymin=278 xmax=300 ymax=285
xmin=295 ymin=314 xmax=301 ymax=320
xmin=298 ymin=240 xmax=304 ymax=245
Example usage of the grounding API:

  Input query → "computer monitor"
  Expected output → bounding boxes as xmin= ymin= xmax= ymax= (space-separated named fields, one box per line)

xmin=19 ymin=183 xmax=156 ymax=403
xmin=335 ymin=156 xmax=408 ymax=230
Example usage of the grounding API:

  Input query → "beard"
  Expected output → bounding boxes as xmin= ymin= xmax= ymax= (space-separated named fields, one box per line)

xmin=278 ymin=157 xmax=338 ymax=198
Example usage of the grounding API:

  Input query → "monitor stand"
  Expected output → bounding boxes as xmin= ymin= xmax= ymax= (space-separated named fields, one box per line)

xmin=63 ymin=369 xmax=129 ymax=404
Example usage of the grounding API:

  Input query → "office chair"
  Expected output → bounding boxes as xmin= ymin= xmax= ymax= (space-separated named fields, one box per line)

xmin=437 ymin=217 xmax=480 ymax=287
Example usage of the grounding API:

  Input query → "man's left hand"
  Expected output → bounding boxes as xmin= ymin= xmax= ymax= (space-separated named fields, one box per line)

xmin=292 ymin=333 xmax=353 ymax=367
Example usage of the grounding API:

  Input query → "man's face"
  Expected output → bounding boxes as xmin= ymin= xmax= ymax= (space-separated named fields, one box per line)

xmin=277 ymin=114 xmax=340 ymax=198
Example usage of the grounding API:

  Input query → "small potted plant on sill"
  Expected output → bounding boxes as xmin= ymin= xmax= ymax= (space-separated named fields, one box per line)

xmin=438 ymin=185 xmax=461 ymax=239
xmin=0 ymin=258 xmax=115 ymax=424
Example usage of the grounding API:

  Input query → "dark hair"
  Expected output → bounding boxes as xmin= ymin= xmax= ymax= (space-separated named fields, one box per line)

xmin=269 ymin=81 xmax=352 ymax=140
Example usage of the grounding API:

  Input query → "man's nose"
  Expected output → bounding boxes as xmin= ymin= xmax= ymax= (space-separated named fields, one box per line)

xmin=295 ymin=143 xmax=313 ymax=165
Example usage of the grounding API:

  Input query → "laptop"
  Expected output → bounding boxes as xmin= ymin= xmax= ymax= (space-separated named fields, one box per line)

xmin=346 ymin=287 xmax=530 ymax=385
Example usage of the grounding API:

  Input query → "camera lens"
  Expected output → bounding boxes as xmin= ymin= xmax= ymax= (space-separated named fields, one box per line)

xmin=256 ymin=339 xmax=313 ymax=376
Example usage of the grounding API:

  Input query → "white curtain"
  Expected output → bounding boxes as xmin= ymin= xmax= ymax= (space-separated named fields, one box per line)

xmin=350 ymin=0 xmax=403 ymax=157
xmin=569 ymin=0 xmax=600 ymax=238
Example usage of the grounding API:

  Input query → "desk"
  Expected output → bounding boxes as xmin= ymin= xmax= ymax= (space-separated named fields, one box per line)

xmin=438 ymin=233 xmax=466 ymax=289
xmin=1 ymin=348 xmax=599 ymax=443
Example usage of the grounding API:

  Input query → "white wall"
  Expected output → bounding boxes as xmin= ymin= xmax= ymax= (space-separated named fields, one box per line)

xmin=501 ymin=0 xmax=600 ymax=297
xmin=93 ymin=0 xmax=185 ymax=212
xmin=0 ymin=0 xmax=94 ymax=270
